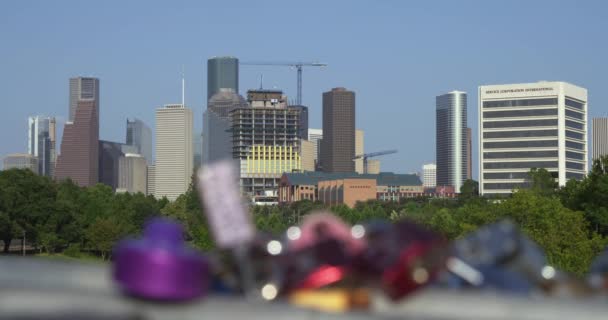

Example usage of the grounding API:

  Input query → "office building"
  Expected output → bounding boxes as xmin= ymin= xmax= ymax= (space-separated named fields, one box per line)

xmin=308 ymin=128 xmax=323 ymax=169
xmin=207 ymin=56 xmax=239 ymax=101
xmin=147 ymin=165 xmax=155 ymax=196
xmin=367 ymin=159 xmax=381 ymax=174
xmin=467 ymin=127 xmax=472 ymax=179
xmin=98 ymin=140 xmax=137 ymax=190
xmin=479 ymin=81 xmax=588 ymax=196
xmin=436 ymin=91 xmax=468 ymax=192
xmin=289 ymin=105 xmax=309 ymax=140
xmin=118 ymin=153 xmax=147 ymax=194
xmin=300 ymin=139 xmax=315 ymax=172
xmin=194 ymin=132 xmax=203 ymax=169
xmin=126 ymin=118 xmax=152 ymax=164
xmin=355 ymin=129 xmax=364 ymax=174
xmin=203 ymin=88 xmax=247 ymax=165
xmin=231 ymin=89 xmax=302 ymax=197
xmin=592 ymin=118 xmax=608 ymax=160
xmin=3 ymin=153 xmax=38 ymax=172
xmin=28 ymin=115 xmax=55 ymax=176
xmin=155 ymin=104 xmax=193 ymax=201
xmin=422 ymin=163 xmax=437 ymax=188
xmin=320 ymin=87 xmax=355 ymax=173
xmin=55 ymin=77 xmax=100 ymax=187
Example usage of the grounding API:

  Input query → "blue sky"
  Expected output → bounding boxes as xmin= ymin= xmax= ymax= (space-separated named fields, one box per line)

xmin=1 ymin=0 xmax=607 ymax=175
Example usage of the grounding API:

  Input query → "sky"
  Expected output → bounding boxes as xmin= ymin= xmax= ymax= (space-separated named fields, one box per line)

xmin=1 ymin=0 xmax=607 ymax=175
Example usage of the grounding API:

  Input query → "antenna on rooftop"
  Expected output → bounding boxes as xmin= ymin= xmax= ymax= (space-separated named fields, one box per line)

xmin=259 ymin=74 xmax=264 ymax=90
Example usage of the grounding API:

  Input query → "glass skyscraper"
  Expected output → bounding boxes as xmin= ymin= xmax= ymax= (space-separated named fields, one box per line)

xmin=126 ymin=118 xmax=152 ymax=164
xmin=436 ymin=91 xmax=468 ymax=192
xmin=207 ymin=56 xmax=239 ymax=101
xmin=28 ymin=115 xmax=55 ymax=176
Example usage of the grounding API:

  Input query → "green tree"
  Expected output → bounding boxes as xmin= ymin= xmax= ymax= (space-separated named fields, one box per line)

xmin=86 ymin=217 xmax=128 ymax=260
xmin=459 ymin=179 xmax=479 ymax=202
xmin=526 ymin=168 xmax=558 ymax=196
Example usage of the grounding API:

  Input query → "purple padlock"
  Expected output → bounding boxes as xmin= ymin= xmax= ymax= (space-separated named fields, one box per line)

xmin=113 ymin=218 xmax=209 ymax=301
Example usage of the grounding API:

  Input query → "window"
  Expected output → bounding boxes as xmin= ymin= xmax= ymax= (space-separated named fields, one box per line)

xmin=566 ymin=172 xmax=585 ymax=180
xmin=566 ymin=151 xmax=585 ymax=160
xmin=566 ymin=130 xmax=584 ymax=140
xmin=483 ymin=108 xmax=557 ymax=118
xmin=566 ymin=120 xmax=584 ymax=130
xmin=483 ymin=150 xmax=558 ymax=159
xmin=484 ymin=140 xmax=557 ymax=149
xmin=565 ymin=98 xmax=584 ymax=110
xmin=565 ymin=109 xmax=584 ymax=120
xmin=566 ymin=140 xmax=584 ymax=150
xmin=484 ymin=171 xmax=557 ymax=179
xmin=483 ymin=119 xmax=557 ymax=129
xmin=484 ymin=182 xmax=530 ymax=190
xmin=483 ymin=98 xmax=557 ymax=108
xmin=483 ymin=130 xmax=557 ymax=139
xmin=483 ymin=161 xmax=558 ymax=169
xmin=566 ymin=161 xmax=584 ymax=170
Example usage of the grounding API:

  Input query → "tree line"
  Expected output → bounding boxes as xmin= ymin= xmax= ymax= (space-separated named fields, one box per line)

xmin=1 ymin=157 xmax=608 ymax=274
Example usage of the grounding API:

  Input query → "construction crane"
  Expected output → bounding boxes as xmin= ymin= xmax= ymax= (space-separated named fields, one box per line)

xmin=353 ymin=150 xmax=398 ymax=174
xmin=240 ymin=61 xmax=327 ymax=105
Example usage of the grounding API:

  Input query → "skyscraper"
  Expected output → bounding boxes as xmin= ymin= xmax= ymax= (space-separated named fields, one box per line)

xmin=466 ymin=127 xmax=472 ymax=180
xmin=320 ymin=87 xmax=355 ymax=173
xmin=307 ymin=128 xmax=323 ymax=169
xmin=479 ymin=81 xmax=588 ymax=196
xmin=99 ymin=140 xmax=137 ymax=190
xmin=28 ymin=115 xmax=55 ymax=176
xmin=126 ymin=118 xmax=152 ymax=164
xmin=592 ymin=118 xmax=608 ymax=160
xmin=355 ymin=129 xmax=364 ymax=174
xmin=289 ymin=105 xmax=309 ymax=140
xmin=118 ymin=153 xmax=147 ymax=194
xmin=207 ymin=56 xmax=239 ymax=101
xmin=203 ymin=88 xmax=247 ymax=165
xmin=155 ymin=104 xmax=193 ymax=201
xmin=422 ymin=163 xmax=437 ymax=188
xmin=55 ymin=77 xmax=100 ymax=187
xmin=436 ymin=91 xmax=467 ymax=192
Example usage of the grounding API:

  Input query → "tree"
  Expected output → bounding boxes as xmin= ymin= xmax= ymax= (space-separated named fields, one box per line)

xmin=526 ymin=168 xmax=558 ymax=196
xmin=459 ymin=179 xmax=479 ymax=203
xmin=86 ymin=217 xmax=128 ymax=260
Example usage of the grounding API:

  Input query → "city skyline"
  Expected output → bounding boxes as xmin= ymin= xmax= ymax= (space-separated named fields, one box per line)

xmin=1 ymin=1 xmax=607 ymax=175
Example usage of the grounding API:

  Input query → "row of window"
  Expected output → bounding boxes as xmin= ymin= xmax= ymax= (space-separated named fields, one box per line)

xmin=566 ymin=130 xmax=585 ymax=140
xmin=566 ymin=120 xmax=584 ymax=130
xmin=483 ymin=150 xmax=558 ymax=159
xmin=566 ymin=172 xmax=586 ymax=180
xmin=566 ymin=140 xmax=585 ymax=150
xmin=484 ymin=140 xmax=558 ymax=149
xmin=566 ymin=161 xmax=585 ymax=170
xmin=483 ymin=108 xmax=557 ymax=118
xmin=484 ymin=182 xmax=530 ymax=190
xmin=484 ymin=172 xmax=585 ymax=182
xmin=484 ymin=130 xmax=557 ymax=139
xmin=483 ymin=98 xmax=557 ymax=108
xmin=483 ymin=119 xmax=557 ymax=129
xmin=566 ymin=151 xmax=585 ymax=160
xmin=483 ymin=161 xmax=557 ymax=169
xmin=565 ymin=109 xmax=584 ymax=120
xmin=484 ymin=171 xmax=558 ymax=180
xmin=565 ymin=98 xmax=585 ymax=110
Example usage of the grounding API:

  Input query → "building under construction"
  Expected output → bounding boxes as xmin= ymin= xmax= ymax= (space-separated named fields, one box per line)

xmin=230 ymin=89 xmax=304 ymax=197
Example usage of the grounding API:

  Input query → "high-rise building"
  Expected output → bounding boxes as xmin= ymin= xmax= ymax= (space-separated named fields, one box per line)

xmin=49 ymin=117 xmax=57 ymax=176
xmin=231 ymin=89 xmax=302 ymax=196
xmin=98 ymin=140 xmax=136 ymax=190
xmin=466 ymin=127 xmax=472 ymax=180
xmin=355 ymin=129 xmax=364 ymax=174
xmin=28 ymin=115 xmax=55 ymax=176
xmin=126 ymin=118 xmax=152 ymax=164
xmin=592 ymin=118 xmax=608 ymax=160
xmin=155 ymin=104 xmax=193 ymax=201
xmin=289 ymin=105 xmax=309 ymax=140
xmin=207 ymin=56 xmax=239 ymax=101
xmin=300 ymin=139 xmax=315 ymax=172
xmin=55 ymin=77 xmax=100 ymax=187
xmin=194 ymin=132 xmax=203 ymax=169
xmin=307 ymin=128 xmax=323 ymax=169
xmin=422 ymin=163 xmax=437 ymax=188
xmin=436 ymin=91 xmax=467 ymax=192
xmin=3 ymin=153 xmax=38 ymax=172
xmin=320 ymin=87 xmax=355 ymax=173
xmin=147 ymin=165 xmax=155 ymax=196
xmin=367 ymin=159 xmax=381 ymax=174
xmin=118 ymin=153 xmax=147 ymax=194
xmin=69 ymin=77 xmax=100 ymax=122
xmin=203 ymin=88 xmax=247 ymax=165
xmin=479 ymin=81 xmax=588 ymax=196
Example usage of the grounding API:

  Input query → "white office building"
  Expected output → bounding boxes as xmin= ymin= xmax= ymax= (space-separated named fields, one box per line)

xmin=118 ymin=153 xmax=147 ymax=194
xmin=308 ymin=128 xmax=323 ymax=169
xmin=479 ymin=81 xmax=588 ymax=196
xmin=592 ymin=118 xmax=608 ymax=160
xmin=422 ymin=163 xmax=437 ymax=188
xmin=155 ymin=104 xmax=193 ymax=201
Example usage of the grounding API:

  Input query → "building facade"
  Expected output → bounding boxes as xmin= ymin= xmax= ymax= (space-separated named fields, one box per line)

xmin=367 ymin=159 xmax=381 ymax=174
xmin=126 ymin=118 xmax=152 ymax=164
xmin=155 ymin=104 xmax=193 ymax=201
xmin=466 ymin=127 xmax=472 ymax=180
xmin=320 ymin=87 xmax=355 ymax=173
xmin=118 ymin=153 xmax=147 ymax=194
xmin=422 ymin=163 xmax=437 ymax=188
xmin=592 ymin=118 xmax=608 ymax=160
xmin=203 ymin=88 xmax=247 ymax=165
xmin=3 ymin=153 xmax=37 ymax=172
xmin=147 ymin=165 xmax=155 ymax=196
xmin=479 ymin=81 xmax=588 ymax=196
xmin=355 ymin=129 xmax=364 ymax=174
xmin=436 ymin=91 xmax=468 ymax=193
xmin=307 ymin=128 xmax=323 ymax=169
xmin=28 ymin=115 xmax=55 ymax=176
xmin=98 ymin=140 xmax=137 ymax=190
xmin=300 ymin=139 xmax=316 ymax=172
xmin=55 ymin=77 xmax=100 ymax=187
xmin=207 ymin=56 xmax=239 ymax=101
xmin=230 ymin=89 xmax=302 ymax=197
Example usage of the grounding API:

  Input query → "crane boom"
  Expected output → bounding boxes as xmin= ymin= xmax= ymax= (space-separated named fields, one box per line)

xmin=240 ymin=61 xmax=327 ymax=105
xmin=353 ymin=149 xmax=398 ymax=174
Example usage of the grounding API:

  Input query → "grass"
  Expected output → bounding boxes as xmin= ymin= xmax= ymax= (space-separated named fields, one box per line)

xmin=36 ymin=252 xmax=105 ymax=263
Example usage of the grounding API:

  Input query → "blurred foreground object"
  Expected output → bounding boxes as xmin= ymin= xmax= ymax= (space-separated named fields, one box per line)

xmin=113 ymin=218 xmax=210 ymax=301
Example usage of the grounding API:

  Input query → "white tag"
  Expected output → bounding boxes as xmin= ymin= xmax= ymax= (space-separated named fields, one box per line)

xmin=197 ymin=160 xmax=254 ymax=248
